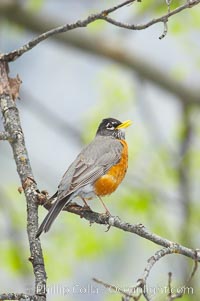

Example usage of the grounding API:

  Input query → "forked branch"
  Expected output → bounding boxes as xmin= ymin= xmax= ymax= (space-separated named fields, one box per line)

xmin=1 ymin=0 xmax=200 ymax=62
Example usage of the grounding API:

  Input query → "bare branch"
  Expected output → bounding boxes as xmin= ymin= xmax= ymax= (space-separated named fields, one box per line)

xmin=2 ymin=0 xmax=200 ymax=62
xmin=102 ymin=0 xmax=200 ymax=32
xmin=138 ymin=247 xmax=198 ymax=300
xmin=166 ymin=0 xmax=172 ymax=13
xmin=159 ymin=20 xmax=168 ymax=40
xmin=2 ymin=3 xmax=200 ymax=105
xmin=40 ymin=200 xmax=200 ymax=263
xmin=93 ymin=247 xmax=198 ymax=301
xmin=1 ymin=1 xmax=200 ymax=299
xmin=93 ymin=277 xmax=142 ymax=300
xmin=0 ymin=61 xmax=47 ymax=300
xmin=2 ymin=0 xmax=137 ymax=62
xmin=167 ymin=272 xmax=173 ymax=299
xmin=93 ymin=278 xmax=135 ymax=300
xmin=137 ymin=247 xmax=183 ymax=300
xmin=167 ymin=252 xmax=198 ymax=300
xmin=188 ymin=256 xmax=198 ymax=282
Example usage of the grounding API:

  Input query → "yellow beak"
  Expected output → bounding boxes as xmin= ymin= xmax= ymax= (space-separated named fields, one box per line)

xmin=116 ymin=120 xmax=132 ymax=129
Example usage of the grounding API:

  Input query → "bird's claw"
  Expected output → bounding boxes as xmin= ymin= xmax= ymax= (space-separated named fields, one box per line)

xmin=105 ymin=224 xmax=111 ymax=232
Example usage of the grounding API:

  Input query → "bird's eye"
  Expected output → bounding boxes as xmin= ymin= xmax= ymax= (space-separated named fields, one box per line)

xmin=106 ymin=123 xmax=115 ymax=130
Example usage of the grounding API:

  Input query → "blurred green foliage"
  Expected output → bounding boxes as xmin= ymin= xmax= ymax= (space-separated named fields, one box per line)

xmin=137 ymin=0 xmax=183 ymax=15
xmin=82 ymin=67 xmax=134 ymax=143
xmin=136 ymin=0 xmax=200 ymax=36
xmin=1 ymin=1 xmax=200 ymax=300
xmin=26 ymin=0 xmax=44 ymax=11
xmin=1 ymin=186 xmax=31 ymax=276
xmin=88 ymin=20 xmax=106 ymax=32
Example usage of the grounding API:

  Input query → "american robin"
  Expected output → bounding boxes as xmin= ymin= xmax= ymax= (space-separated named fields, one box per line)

xmin=36 ymin=117 xmax=131 ymax=238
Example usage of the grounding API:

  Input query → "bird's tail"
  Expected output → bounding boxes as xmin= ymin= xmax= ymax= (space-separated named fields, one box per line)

xmin=36 ymin=193 xmax=72 ymax=238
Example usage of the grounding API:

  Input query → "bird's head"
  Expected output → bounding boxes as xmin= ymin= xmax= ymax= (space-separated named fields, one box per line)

xmin=96 ymin=118 xmax=132 ymax=139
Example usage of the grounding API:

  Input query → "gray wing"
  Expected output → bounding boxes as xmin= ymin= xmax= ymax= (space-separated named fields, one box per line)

xmin=57 ymin=136 xmax=123 ymax=200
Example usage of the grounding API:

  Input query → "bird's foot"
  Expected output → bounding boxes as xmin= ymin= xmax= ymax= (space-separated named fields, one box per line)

xmin=105 ymin=224 xmax=112 ymax=232
xmin=99 ymin=210 xmax=112 ymax=232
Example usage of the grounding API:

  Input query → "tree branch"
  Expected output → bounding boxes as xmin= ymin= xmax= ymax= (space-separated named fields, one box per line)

xmin=0 ymin=61 xmax=47 ymax=300
xmin=2 ymin=3 xmax=200 ymax=105
xmin=2 ymin=0 xmax=200 ymax=63
xmin=92 ymin=277 xmax=137 ymax=300
xmin=41 ymin=200 xmax=200 ymax=263
xmin=137 ymin=247 xmax=197 ymax=301
xmin=101 ymin=0 xmax=200 ymax=32
xmin=93 ymin=277 xmax=143 ymax=301
xmin=1 ymin=0 xmax=137 ymax=62
xmin=167 ymin=257 xmax=198 ymax=300
xmin=93 ymin=247 xmax=198 ymax=301
xmin=1 ymin=1 xmax=200 ymax=299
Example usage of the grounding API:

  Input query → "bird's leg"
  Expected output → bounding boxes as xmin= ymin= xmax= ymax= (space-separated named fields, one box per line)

xmin=98 ymin=196 xmax=112 ymax=231
xmin=97 ymin=196 xmax=111 ymax=216
xmin=81 ymin=197 xmax=92 ymax=211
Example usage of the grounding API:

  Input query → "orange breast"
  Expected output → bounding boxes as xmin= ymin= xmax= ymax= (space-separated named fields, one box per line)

xmin=94 ymin=140 xmax=128 ymax=196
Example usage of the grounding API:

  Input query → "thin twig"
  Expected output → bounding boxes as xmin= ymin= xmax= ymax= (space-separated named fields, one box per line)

xmin=93 ymin=246 xmax=198 ymax=301
xmin=2 ymin=0 xmax=200 ymax=62
xmin=93 ymin=278 xmax=135 ymax=299
xmin=2 ymin=0 xmax=136 ymax=62
xmin=167 ymin=272 xmax=173 ymax=299
xmin=2 ymin=3 xmax=200 ymax=105
xmin=137 ymin=246 xmax=198 ymax=300
xmin=159 ymin=20 xmax=168 ymax=40
xmin=93 ymin=277 xmax=142 ymax=301
xmin=102 ymin=0 xmax=200 ymax=31
xmin=137 ymin=247 xmax=180 ymax=300
xmin=166 ymin=0 xmax=172 ymax=13
xmin=167 ymin=252 xmax=198 ymax=300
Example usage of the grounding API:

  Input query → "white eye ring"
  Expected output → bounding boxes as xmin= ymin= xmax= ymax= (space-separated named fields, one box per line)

xmin=106 ymin=123 xmax=115 ymax=130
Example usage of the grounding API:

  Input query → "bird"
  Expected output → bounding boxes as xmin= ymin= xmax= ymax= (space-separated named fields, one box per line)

xmin=36 ymin=117 xmax=132 ymax=238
